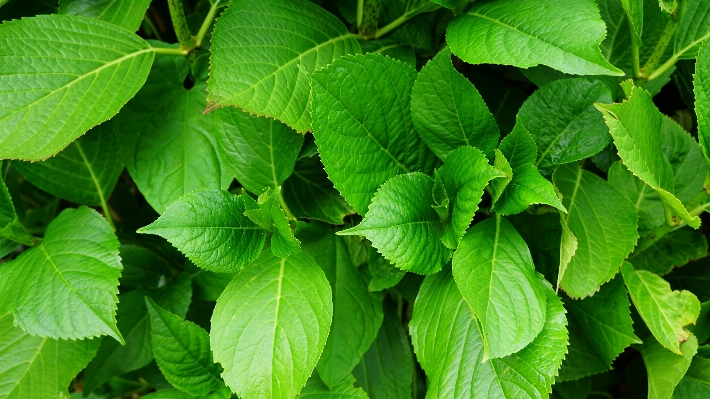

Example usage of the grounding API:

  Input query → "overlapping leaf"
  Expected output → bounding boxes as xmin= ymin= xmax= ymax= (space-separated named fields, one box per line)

xmin=674 ymin=0 xmax=710 ymax=60
xmin=695 ymin=40 xmax=710 ymax=165
xmin=298 ymin=373 xmax=368 ymax=399
xmin=673 ymin=356 xmax=710 ymax=397
xmin=630 ymin=227 xmax=708 ymax=275
xmin=244 ymin=187 xmax=300 ymax=258
xmin=638 ymin=334 xmax=697 ymax=399
xmin=59 ymin=0 xmax=152 ymax=31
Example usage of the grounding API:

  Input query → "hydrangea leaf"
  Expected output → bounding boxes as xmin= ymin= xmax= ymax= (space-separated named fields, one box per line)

xmin=359 ymin=39 xmax=416 ymax=66
xmin=694 ymin=40 xmax=710 ymax=166
xmin=638 ymin=333 xmax=698 ymax=399
xmin=620 ymin=0 xmax=643 ymax=40
xmin=138 ymin=189 xmax=266 ymax=274
xmin=0 ymin=176 xmax=34 ymax=246
xmin=411 ymin=47 xmax=499 ymax=160
xmin=0 ymin=15 xmax=154 ymax=161
xmin=498 ymin=119 xmax=538 ymax=169
xmin=339 ymin=173 xmax=451 ymax=275
xmin=446 ymin=0 xmax=624 ymax=76
xmin=367 ymin=248 xmax=406 ymax=292
xmin=553 ymin=162 xmax=638 ymax=298
xmin=630 ymin=227 xmax=708 ymax=275
xmin=557 ymin=318 xmax=609 ymax=382
xmin=452 ymin=216 xmax=547 ymax=359
xmin=410 ymin=269 xmax=568 ymax=398
xmin=311 ymin=53 xmax=437 ymax=214
xmin=118 ymin=244 xmax=173 ymax=289
xmin=211 ymin=251 xmax=333 ymax=399
xmin=666 ymin=258 xmax=710 ymax=303
xmin=674 ymin=0 xmax=710 ymax=60
xmin=244 ymin=187 xmax=301 ymax=258
xmin=207 ymin=0 xmax=361 ymax=132
xmin=673 ymin=356 xmax=710 ymax=398
xmin=297 ymin=373 xmax=368 ymax=399
xmin=621 ymin=262 xmax=701 ymax=354
xmin=59 ymin=0 xmax=152 ymax=31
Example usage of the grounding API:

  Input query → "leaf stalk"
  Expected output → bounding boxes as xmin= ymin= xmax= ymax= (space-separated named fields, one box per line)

xmin=196 ymin=0 xmax=222 ymax=48
xmin=167 ymin=0 xmax=197 ymax=51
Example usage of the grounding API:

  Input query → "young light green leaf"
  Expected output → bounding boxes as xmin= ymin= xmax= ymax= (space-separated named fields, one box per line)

xmin=596 ymin=81 xmax=701 ymax=228
xmin=300 ymin=223 xmax=383 ymax=388
xmin=311 ymin=53 xmax=437 ymax=214
xmin=14 ymin=120 xmax=124 ymax=206
xmin=298 ymin=373 xmax=368 ymax=399
xmin=211 ymin=251 xmax=333 ymax=399
xmin=672 ymin=356 xmax=710 ymax=398
xmin=367 ymin=248 xmax=406 ymax=292
xmin=553 ymin=162 xmax=638 ymax=298
xmin=0 ymin=314 xmax=100 ymax=399
xmin=0 ymin=15 xmax=154 ymax=161
xmin=446 ymin=0 xmax=624 ymax=76
xmin=639 ymin=333 xmax=698 ymax=399
xmin=244 ymin=187 xmax=300 ymax=258
xmin=0 ymin=207 xmax=122 ymax=341
xmin=214 ymin=111 xmax=303 ymax=195
xmin=138 ymin=189 xmax=266 ymax=273
xmin=410 ymin=269 xmax=568 ymax=398
xmin=339 ymin=173 xmax=451 ymax=275
xmin=359 ymin=39 xmax=417 ymax=66
xmin=695 ymin=40 xmax=710 ymax=166
xmin=674 ymin=0 xmax=710 ymax=60
xmin=453 ymin=216 xmax=547 ymax=359
xmin=517 ymin=78 xmax=613 ymax=175
xmin=630 ymin=227 xmax=708 ymax=275
xmin=59 ymin=0 xmax=152 ymax=31
xmin=207 ymin=0 xmax=361 ymax=132
xmin=622 ymin=262 xmax=701 ymax=354
xmin=146 ymin=298 xmax=225 ymax=396
xmin=411 ymin=47 xmax=500 ymax=160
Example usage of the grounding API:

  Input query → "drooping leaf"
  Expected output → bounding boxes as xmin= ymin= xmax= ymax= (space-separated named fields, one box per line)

xmin=410 ymin=47 xmax=499 ymax=160
xmin=207 ymin=0 xmax=361 ymax=132
xmin=0 ymin=314 xmax=100 ymax=399
xmin=410 ymin=269 xmax=568 ymax=398
xmin=446 ymin=0 xmax=624 ymax=76
xmin=630 ymin=227 xmax=708 ymax=275
xmin=639 ymin=333 xmax=698 ymax=399
xmin=244 ymin=187 xmax=301 ymax=258
xmin=622 ymin=262 xmax=701 ymax=354
xmin=298 ymin=373 xmax=368 ymax=399
xmin=211 ymin=251 xmax=333 ymax=399
xmin=0 ymin=206 xmax=122 ymax=341
xmin=367 ymin=248 xmax=406 ymax=292
xmin=674 ymin=0 xmax=710 ymax=60
xmin=138 ymin=189 xmax=265 ymax=273
xmin=300 ymin=223 xmax=384 ymax=388
xmin=339 ymin=173 xmax=451 ymax=275
xmin=146 ymin=299 xmax=225 ymax=396
xmin=452 ymin=216 xmax=547 ymax=359
xmin=311 ymin=53 xmax=437 ymax=214
xmin=59 ymin=0 xmax=152 ymax=31
xmin=553 ymin=162 xmax=638 ymax=298
xmin=0 ymin=14 xmax=154 ymax=161
xmin=214 ymin=111 xmax=303 ymax=195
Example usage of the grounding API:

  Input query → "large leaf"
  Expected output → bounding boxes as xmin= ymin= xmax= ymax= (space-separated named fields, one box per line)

xmin=0 ymin=314 xmax=100 ymax=399
xmin=410 ymin=47 xmax=499 ymax=160
xmin=300 ymin=224 xmax=384 ymax=388
xmin=410 ymin=269 xmax=568 ymax=398
xmin=446 ymin=0 xmax=624 ymax=76
xmin=339 ymin=173 xmax=451 ymax=275
xmin=207 ymin=0 xmax=361 ymax=132
xmin=214 ymin=111 xmax=303 ymax=195
xmin=211 ymin=251 xmax=333 ymax=399
xmin=0 ymin=206 xmax=122 ymax=341
xmin=138 ymin=189 xmax=266 ymax=273
xmin=311 ymin=53 xmax=438 ymax=214
xmin=621 ymin=262 xmax=701 ymax=354
xmin=452 ymin=216 xmax=547 ymax=359
xmin=553 ymin=162 xmax=638 ymax=298
xmin=674 ymin=0 xmax=710 ymax=60
xmin=59 ymin=0 xmax=152 ymax=31
xmin=0 ymin=15 xmax=154 ymax=161
xmin=639 ymin=334 xmax=698 ymax=399
xmin=14 ymin=120 xmax=124 ymax=206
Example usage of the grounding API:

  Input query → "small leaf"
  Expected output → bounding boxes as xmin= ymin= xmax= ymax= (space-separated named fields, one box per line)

xmin=360 ymin=39 xmax=416 ymax=66
xmin=298 ymin=373 xmax=368 ymax=398
xmin=244 ymin=187 xmax=300 ymax=258
xmin=59 ymin=0 xmax=152 ymax=31
xmin=367 ymin=248 xmax=406 ymax=292
xmin=638 ymin=333 xmax=698 ymax=399
xmin=497 ymin=119 xmax=538 ymax=169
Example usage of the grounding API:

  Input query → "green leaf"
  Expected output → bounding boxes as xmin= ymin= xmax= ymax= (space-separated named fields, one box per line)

xmin=411 ymin=47 xmax=500 ymax=160
xmin=410 ymin=269 xmax=568 ymax=398
xmin=553 ymin=162 xmax=638 ymax=298
xmin=517 ymin=78 xmax=613 ymax=175
xmin=620 ymin=0 xmax=643 ymax=40
xmin=298 ymin=373 xmax=368 ymax=398
xmin=674 ymin=0 xmax=710 ymax=60
xmin=498 ymin=119 xmax=537 ymax=168
xmin=596 ymin=81 xmax=701 ymax=229
xmin=622 ymin=262 xmax=701 ymax=354
xmin=138 ymin=189 xmax=266 ymax=273
xmin=118 ymin=244 xmax=173 ymax=289
xmin=0 ymin=314 xmax=100 ymax=399
xmin=244 ymin=187 xmax=301 ymax=258
xmin=672 ymin=356 xmax=710 ymax=398
xmin=282 ymin=154 xmax=356 ymax=225
xmin=0 ymin=174 xmax=34 ymax=246
xmin=311 ymin=53 xmax=437 ymax=214
xmin=608 ymin=161 xmax=666 ymax=235
xmin=446 ymin=0 xmax=624 ymax=76
xmin=207 ymin=0 xmax=361 ymax=132
xmin=452 ymin=216 xmax=547 ymax=359
xmin=299 ymin=223 xmax=384 ymax=388
xmin=352 ymin=299 xmax=413 ymax=399
xmin=339 ymin=173 xmax=451 ymax=275
xmin=639 ymin=333 xmax=698 ymax=399
xmin=367 ymin=248 xmax=406 ymax=292
xmin=359 ymin=39 xmax=417 ymax=66
xmin=0 ymin=15 xmax=154 ymax=161
xmin=211 ymin=251 xmax=333 ymax=399
xmin=146 ymin=299 xmax=225 ymax=396
xmin=214 ymin=111 xmax=304 ymax=195
xmin=630 ymin=227 xmax=708 ymax=275
xmin=695 ymin=40 xmax=710 ymax=166
xmin=557 ymin=317 xmax=609 ymax=381
xmin=0 ymin=206 xmax=122 ymax=341
xmin=14 ymin=120 xmax=124 ymax=206
xmin=666 ymin=257 xmax=710 ymax=303
xmin=59 ymin=0 xmax=152 ymax=31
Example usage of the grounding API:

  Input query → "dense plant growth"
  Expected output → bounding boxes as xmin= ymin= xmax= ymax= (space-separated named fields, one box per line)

xmin=3 ymin=0 xmax=710 ymax=398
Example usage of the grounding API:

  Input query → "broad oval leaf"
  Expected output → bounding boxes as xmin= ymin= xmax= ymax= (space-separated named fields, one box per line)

xmin=446 ymin=0 xmax=624 ymax=76
xmin=0 ymin=14 xmax=154 ymax=161
xmin=59 ymin=0 xmax=152 ymax=32
xmin=211 ymin=251 xmax=333 ymax=399
xmin=452 ymin=216 xmax=547 ymax=359
xmin=207 ymin=0 xmax=361 ymax=132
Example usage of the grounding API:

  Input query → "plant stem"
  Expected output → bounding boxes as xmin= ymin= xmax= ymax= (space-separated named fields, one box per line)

xmin=374 ymin=2 xmax=438 ymax=39
xmin=151 ymin=46 xmax=189 ymax=55
xmin=659 ymin=195 xmax=679 ymax=227
xmin=167 ymin=0 xmax=196 ymax=51
xmin=639 ymin=18 xmax=678 ymax=78
xmin=195 ymin=0 xmax=222 ymax=48
xmin=356 ymin=0 xmax=364 ymax=28
xmin=629 ymin=20 xmax=641 ymax=78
